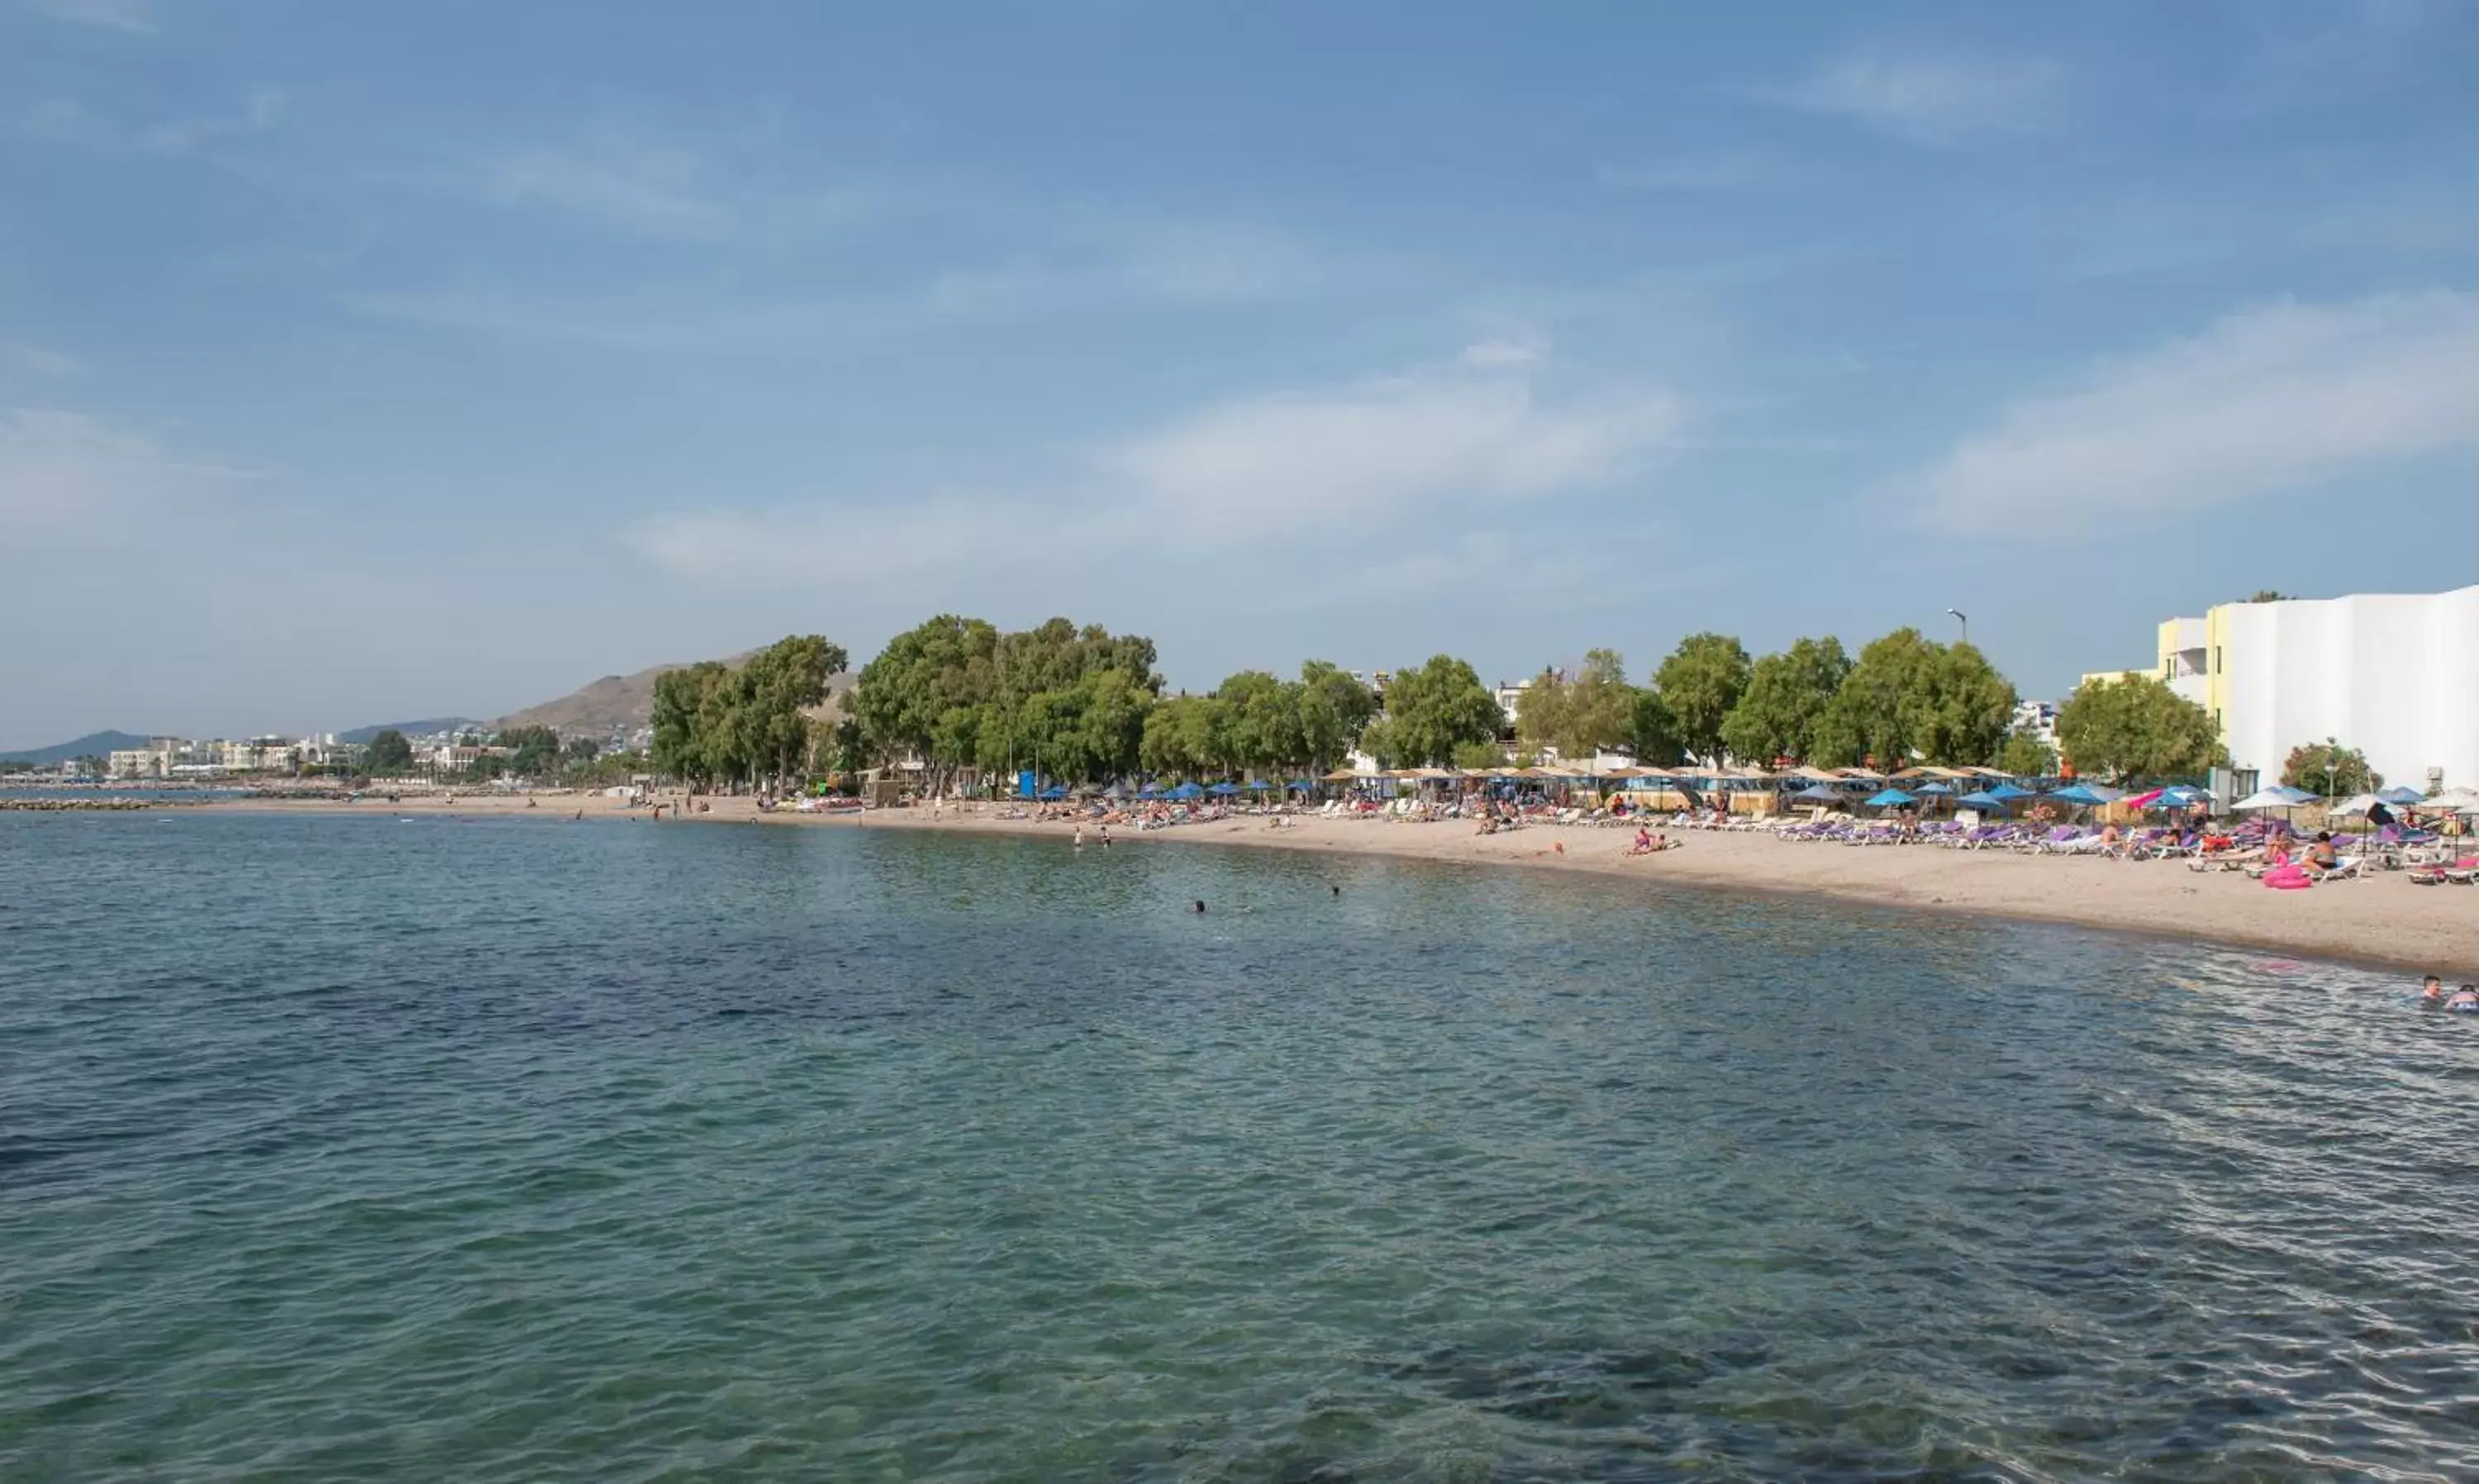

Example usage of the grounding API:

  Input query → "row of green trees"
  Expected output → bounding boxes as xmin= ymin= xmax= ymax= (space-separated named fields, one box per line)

xmin=649 ymin=635 xmax=847 ymax=789
xmin=1512 ymin=629 xmax=2023 ymax=772
xmin=848 ymin=616 xmax=1165 ymax=794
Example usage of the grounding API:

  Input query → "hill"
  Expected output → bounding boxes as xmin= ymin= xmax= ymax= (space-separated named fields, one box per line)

xmin=0 ymin=730 xmax=154 ymax=766
xmin=492 ymin=655 xmax=851 ymax=737
xmin=338 ymin=718 xmax=478 ymax=745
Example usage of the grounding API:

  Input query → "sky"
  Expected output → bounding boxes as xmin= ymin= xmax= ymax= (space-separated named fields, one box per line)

xmin=5 ymin=0 xmax=2479 ymax=747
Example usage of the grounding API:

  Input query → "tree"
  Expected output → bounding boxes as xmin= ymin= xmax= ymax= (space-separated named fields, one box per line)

xmin=1719 ymin=636 xmax=1850 ymax=766
xmin=1451 ymin=739 xmax=1506 ymax=770
xmin=563 ymin=736 xmax=602 ymax=763
xmin=1141 ymin=695 xmax=1222 ymax=779
xmin=1997 ymin=732 xmax=2057 ymax=778
xmin=364 ymin=729 xmax=415 ymax=775
xmin=497 ymin=725 xmax=561 ymax=778
xmin=648 ymin=634 xmax=848 ymax=790
xmin=1627 ymin=687 xmax=1683 ymax=767
xmin=2282 ymin=739 xmax=2378 ymax=797
xmin=1817 ymin=629 xmax=2018 ymax=768
xmin=1516 ymin=650 xmax=1639 ymax=765
xmin=1653 ymin=634 xmax=1751 ymax=763
xmin=2247 ymin=591 xmax=2291 ymax=603
xmin=1375 ymin=654 xmax=1503 ymax=765
xmin=1296 ymin=661 xmax=1378 ymax=773
xmin=2053 ymin=674 xmax=2225 ymax=783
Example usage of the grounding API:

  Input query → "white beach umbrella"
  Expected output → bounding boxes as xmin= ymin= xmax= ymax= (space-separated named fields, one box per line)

xmin=2329 ymin=793 xmax=2381 ymax=817
xmin=2231 ymin=787 xmax=2304 ymax=811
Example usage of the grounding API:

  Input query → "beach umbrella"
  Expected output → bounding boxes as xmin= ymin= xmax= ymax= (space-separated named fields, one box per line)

xmin=1168 ymin=782 xmax=1205 ymax=801
xmin=2121 ymin=787 xmax=2166 ymax=810
xmin=2377 ymin=785 xmax=2425 ymax=806
xmin=2048 ymin=782 xmax=2122 ymax=806
xmin=2330 ymin=793 xmax=2381 ymax=817
xmin=1791 ymin=783 xmax=1842 ymax=802
xmin=1915 ymin=781 xmax=1956 ymax=795
xmin=2417 ymin=787 xmax=2479 ymax=812
xmin=1986 ymin=782 xmax=2034 ymax=800
xmin=1957 ymin=789 xmax=2012 ymax=811
xmin=1208 ymin=782 xmax=1242 ymax=796
xmin=1287 ymin=778 xmax=1317 ymax=793
xmin=2231 ymin=787 xmax=2305 ymax=811
xmin=1037 ymin=785 xmax=1068 ymax=801
xmin=1863 ymin=787 xmax=1916 ymax=808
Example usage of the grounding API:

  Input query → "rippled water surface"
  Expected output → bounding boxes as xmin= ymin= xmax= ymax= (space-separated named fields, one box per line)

xmin=5 ymin=813 xmax=2478 ymax=1482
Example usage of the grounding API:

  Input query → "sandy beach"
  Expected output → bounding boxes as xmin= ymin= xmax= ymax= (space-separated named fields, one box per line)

xmin=194 ymin=791 xmax=2479 ymax=976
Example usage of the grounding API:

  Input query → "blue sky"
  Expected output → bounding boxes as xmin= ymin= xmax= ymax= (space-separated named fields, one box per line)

xmin=6 ymin=0 xmax=2478 ymax=745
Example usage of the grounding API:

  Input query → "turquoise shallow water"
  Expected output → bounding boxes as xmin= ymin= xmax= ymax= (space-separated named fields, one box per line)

xmin=3 ymin=813 xmax=2477 ymax=1482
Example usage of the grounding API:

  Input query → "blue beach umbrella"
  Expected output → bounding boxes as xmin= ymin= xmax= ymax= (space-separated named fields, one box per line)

xmin=1957 ymin=789 xmax=2012 ymax=811
xmin=2048 ymin=782 xmax=2122 ymax=806
xmin=1036 ymin=785 xmax=1068 ymax=801
xmin=1864 ymin=787 xmax=1917 ymax=808
xmin=1985 ymin=782 xmax=2034 ymax=800
xmin=1168 ymin=782 xmax=1205 ymax=801
xmin=1915 ymin=781 xmax=1956 ymax=795
xmin=1790 ymin=783 xmax=1842 ymax=802
xmin=1208 ymin=782 xmax=1242 ymax=796
xmin=2377 ymin=785 xmax=2424 ymax=806
xmin=1287 ymin=778 xmax=1317 ymax=793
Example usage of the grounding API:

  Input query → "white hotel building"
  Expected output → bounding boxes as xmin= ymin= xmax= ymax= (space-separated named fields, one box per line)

xmin=2128 ymin=586 xmax=2479 ymax=794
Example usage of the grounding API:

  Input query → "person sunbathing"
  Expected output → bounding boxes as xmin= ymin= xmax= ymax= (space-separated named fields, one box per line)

xmin=1629 ymin=826 xmax=1655 ymax=855
xmin=2304 ymin=833 xmax=2340 ymax=873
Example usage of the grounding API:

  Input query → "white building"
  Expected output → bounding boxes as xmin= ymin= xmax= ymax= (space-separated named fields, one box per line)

xmin=2149 ymin=586 xmax=2479 ymax=793
xmin=2010 ymin=700 xmax=2058 ymax=747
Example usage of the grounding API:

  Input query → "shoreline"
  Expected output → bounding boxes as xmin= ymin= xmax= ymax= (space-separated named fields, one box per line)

xmin=153 ymin=792 xmax=2479 ymax=977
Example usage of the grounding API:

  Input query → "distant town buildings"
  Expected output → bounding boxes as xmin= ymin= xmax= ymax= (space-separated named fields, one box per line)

xmin=2010 ymin=700 xmax=2058 ymax=748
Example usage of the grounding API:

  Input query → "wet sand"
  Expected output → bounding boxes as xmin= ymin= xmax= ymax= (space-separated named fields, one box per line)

xmin=202 ymin=792 xmax=2479 ymax=976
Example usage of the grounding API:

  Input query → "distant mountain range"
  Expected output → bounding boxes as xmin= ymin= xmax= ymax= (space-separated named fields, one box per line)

xmin=0 ymin=730 xmax=154 ymax=766
xmin=6 ymin=649 xmax=850 ymax=765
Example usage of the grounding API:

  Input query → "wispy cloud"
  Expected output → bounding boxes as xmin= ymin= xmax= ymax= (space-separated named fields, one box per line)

xmin=625 ymin=347 xmax=1686 ymax=587
xmin=1914 ymin=291 xmax=2479 ymax=522
xmin=1763 ymin=49 xmax=2066 ymax=141
xmin=21 ymin=90 xmax=284 ymax=154
xmin=145 ymin=89 xmax=285 ymax=155
xmin=26 ymin=0 xmax=153 ymax=34
xmin=0 ymin=407 xmax=261 ymax=538
xmin=1099 ymin=352 xmax=1681 ymax=526
xmin=475 ymin=135 xmax=726 ymax=237
xmin=1593 ymin=150 xmax=1796 ymax=194
xmin=7 ymin=342 xmax=88 ymax=378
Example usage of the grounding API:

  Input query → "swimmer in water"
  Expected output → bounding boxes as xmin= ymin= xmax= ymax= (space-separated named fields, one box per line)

xmin=1074 ymin=824 xmax=1085 ymax=849
xmin=2422 ymin=974 xmax=2444 ymax=1003
xmin=2451 ymin=985 xmax=2479 ymax=1013
xmin=1192 ymin=900 xmax=1206 ymax=915
xmin=1330 ymin=884 xmax=1339 ymax=897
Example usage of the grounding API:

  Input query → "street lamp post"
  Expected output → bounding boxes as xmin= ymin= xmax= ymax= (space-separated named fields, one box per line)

xmin=1946 ymin=608 xmax=1970 ymax=645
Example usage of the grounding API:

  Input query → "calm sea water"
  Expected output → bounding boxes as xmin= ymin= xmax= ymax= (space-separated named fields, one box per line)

xmin=4 ymin=813 xmax=2476 ymax=1482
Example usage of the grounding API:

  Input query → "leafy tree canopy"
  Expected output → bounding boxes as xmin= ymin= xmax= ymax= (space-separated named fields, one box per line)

xmin=1817 ymin=629 xmax=2017 ymax=769
xmin=1719 ymin=636 xmax=1850 ymax=766
xmin=363 ymin=729 xmax=416 ymax=775
xmin=2053 ymin=673 xmax=2224 ymax=783
xmin=2282 ymin=739 xmax=2379 ymax=797
xmin=1653 ymin=634 xmax=1751 ymax=764
xmin=1375 ymin=654 xmax=1503 ymax=767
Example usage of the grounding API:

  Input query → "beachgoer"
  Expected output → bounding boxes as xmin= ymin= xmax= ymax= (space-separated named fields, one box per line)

xmin=2421 ymin=975 xmax=2444 ymax=1002
xmin=2451 ymin=985 xmax=2479 ymax=1013
xmin=1192 ymin=900 xmax=1206 ymax=915
xmin=1098 ymin=825 xmax=1111 ymax=848
xmin=1330 ymin=885 xmax=1339 ymax=897
xmin=1074 ymin=824 xmax=1085 ymax=849
xmin=1630 ymin=826 xmax=1654 ymax=855
xmin=2305 ymin=832 xmax=2339 ymax=872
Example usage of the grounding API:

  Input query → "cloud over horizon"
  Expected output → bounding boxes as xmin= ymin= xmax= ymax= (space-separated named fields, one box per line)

xmin=1916 ymin=291 xmax=2479 ymax=522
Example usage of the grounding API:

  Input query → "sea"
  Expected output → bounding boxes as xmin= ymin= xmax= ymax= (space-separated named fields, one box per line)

xmin=3 ymin=811 xmax=2476 ymax=1482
